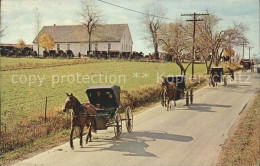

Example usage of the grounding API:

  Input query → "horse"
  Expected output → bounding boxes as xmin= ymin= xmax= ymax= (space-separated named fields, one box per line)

xmin=149 ymin=53 xmax=154 ymax=60
xmin=228 ymin=67 xmax=234 ymax=80
xmin=240 ymin=61 xmax=249 ymax=72
xmin=161 ymin=77 xmax=177 ymax=111
xmin=209 ymin=71 xmax=219 ymax=87
xmin=63 ymin=93 xmax=97 ymax=150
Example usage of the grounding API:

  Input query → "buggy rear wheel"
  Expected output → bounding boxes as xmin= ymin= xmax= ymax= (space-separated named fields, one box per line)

xmin=114 ymin=113 xmax=122 ymax=139
xmin=190 ymin=89 xmax=193 ymax=104
xmin=186 ymin=91 xmax=189 ymax=106
xmin=125 ymin=106 xmax=133 ymax=133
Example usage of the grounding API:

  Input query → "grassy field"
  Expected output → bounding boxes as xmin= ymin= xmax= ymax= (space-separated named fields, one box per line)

xmin=1 ymin=57 xmax=72 ymax=67
xmin=1 ymin=59 xmax=206 ymax=123
xmin=1 ymin=57 xmax=240 ymax=161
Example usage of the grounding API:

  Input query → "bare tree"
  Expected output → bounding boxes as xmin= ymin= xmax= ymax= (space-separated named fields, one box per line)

xmin=197 ymin=12 xmax=248 ymax=70
xmin=143 ymin=2 xmax=165 ymax=59
xmin=222 ymin=23 xmax=248 ymax=66
xmin=196 ymin=12 xmax=224 ymax=73
xmin=81 ymin=0 xmax=102 ymax=53
xmin=34 ymin=7 xmax=41 ymax=58
xmin=159 ymin=21 xmax=193 ymax=75
xmin=0 ymin=0 xmax=5 ymax=39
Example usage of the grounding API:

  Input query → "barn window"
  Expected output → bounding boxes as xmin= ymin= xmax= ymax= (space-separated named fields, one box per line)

xmin=67 ymin=44 xmax=70 ymax=50
xmin=57 ymin=44 xmax=60 ymax=51
xmin=95 ymin=44 xmax=98 ymax=51
xmin=108 ymin=43 xmax=111 ymax=51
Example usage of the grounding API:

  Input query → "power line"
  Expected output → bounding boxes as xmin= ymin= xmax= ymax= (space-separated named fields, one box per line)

xmin=97 ymin=0 xmax=175 ymax=21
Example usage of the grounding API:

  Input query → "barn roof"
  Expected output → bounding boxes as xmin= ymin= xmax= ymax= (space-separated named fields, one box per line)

xmin=33 ymin=24 xmax=129 ymax=43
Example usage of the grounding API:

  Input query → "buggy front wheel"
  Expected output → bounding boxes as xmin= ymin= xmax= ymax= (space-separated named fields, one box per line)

xmin=125 ymin=106 xmax=133 ymax=133
xmin=114 ymin=114 xmax=122 ymax=139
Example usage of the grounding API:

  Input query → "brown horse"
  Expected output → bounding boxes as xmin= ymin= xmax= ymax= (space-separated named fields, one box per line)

xmin=161 ymin=77 xmax=177 ymax=111
xmin=63 ymin=93 xmax=96 ymax=150
xmin=240 ymin=61 xmax=249 ymax=72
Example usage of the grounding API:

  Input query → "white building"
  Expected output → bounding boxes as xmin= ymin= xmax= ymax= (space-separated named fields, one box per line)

xmin=33 ymin=24 xmax=133 ymax=56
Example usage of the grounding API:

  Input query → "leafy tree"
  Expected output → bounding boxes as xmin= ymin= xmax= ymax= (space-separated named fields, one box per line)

xmin=16 ymin=39 xmax=25 ymax=50
xmin=39 ymin=33 xmax=55 ymax=50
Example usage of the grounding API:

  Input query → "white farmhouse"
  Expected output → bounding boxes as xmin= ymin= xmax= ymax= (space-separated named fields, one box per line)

xmin=33 ymin=24 xmax=133 ymax=56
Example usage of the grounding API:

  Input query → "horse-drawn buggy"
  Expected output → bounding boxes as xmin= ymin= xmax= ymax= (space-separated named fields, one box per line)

xmin=240 ymin=59 xmax=253 ymax=72
xmin=209 ymin=66 xmax=225 ymax=87
xmin=161 ymin=75 xmax=193 ymax=111
xmin=86 ymin=85 xmax=133 ymax=138
xmin=63 ymin=85 xmax=133 ymax=150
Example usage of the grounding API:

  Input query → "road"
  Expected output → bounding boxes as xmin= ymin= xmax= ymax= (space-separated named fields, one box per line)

xmin=12 ymin=72 xmax=259 ymax=166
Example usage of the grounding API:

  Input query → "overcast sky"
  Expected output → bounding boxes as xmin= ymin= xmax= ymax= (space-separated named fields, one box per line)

xmin=1 ymin=0 xmax=259 ymax=58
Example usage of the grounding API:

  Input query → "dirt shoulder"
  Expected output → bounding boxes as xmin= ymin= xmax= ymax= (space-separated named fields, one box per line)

xmin=217 ymin=91 xmax=260 ymax=166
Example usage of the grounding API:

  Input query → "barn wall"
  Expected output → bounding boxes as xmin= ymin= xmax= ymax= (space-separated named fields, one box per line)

xmin=120 ymin=27 xmax=133 ymax=52
xmin=33 ymin=42 xmax=122 ymax=56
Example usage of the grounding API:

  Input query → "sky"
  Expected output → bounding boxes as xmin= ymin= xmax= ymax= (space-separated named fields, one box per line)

xmin=1 ymin=0 xmax=259 ymax=58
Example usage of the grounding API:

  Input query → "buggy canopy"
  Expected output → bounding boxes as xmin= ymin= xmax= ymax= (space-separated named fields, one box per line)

xmin=86 ymin=85 xmax=120 ymax=107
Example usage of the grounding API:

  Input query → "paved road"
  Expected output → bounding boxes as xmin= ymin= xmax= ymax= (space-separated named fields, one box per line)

xmin=12 ymin=72 xmax=259 ymax=166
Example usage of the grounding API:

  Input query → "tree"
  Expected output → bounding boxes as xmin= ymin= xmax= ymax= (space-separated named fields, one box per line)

xmin=196 ymin=12 xmax=223 ymax=73
xmin=158 ymin=21 xmax=193 ymax=75
xmin=16 ymin=39 xmax=25 ymax=50
xmin=196 ymin=11 xmax=248 ymax=71
xmin=222 ymin=23 xmax=248 ymax=66
xmin=39 ymin=33 xmax=55 ymax=51
xmin=80 ymin=0 xmax=102 ymax=53
xmin=34 ymin=7 xmax=41 ymax=58
xmin=16 ymin=39 xmax=26 ymax=57
xmin=143 ymin=2 xmax=165 ymax=59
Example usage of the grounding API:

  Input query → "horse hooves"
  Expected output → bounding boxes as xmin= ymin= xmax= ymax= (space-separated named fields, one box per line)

xmin=85 ymin=140 xmax=88 ymax=144
xmin=71 ymin=147 xmax=74 ymax=150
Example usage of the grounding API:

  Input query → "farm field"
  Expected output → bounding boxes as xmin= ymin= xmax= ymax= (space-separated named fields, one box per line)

xmin=1 ymin=57 xmax=73 ymax=67
xmin=1 ymin=59 xmax=206 ymax=123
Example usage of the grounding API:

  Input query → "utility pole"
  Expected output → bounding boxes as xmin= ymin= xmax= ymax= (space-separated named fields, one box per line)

xmin=181 ymin=12 xmax=209 ymax=79
xmin=248 ymin=46 xmax=254 ymax=59
xmin=241 ymin=42 xmax=247 ymax=59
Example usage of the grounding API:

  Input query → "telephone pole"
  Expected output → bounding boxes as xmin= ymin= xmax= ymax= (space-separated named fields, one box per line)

xmin=241 ymin=42 xmax=247 ymax=59
xmin=248 ymin=46 xmax=254 ymax=59
xmin=181 ymin=12 xmax=209 ymax=79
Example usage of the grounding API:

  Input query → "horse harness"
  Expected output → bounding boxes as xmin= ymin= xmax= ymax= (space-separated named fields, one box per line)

xmin=70 ymin=103 xmax=90 ymax=119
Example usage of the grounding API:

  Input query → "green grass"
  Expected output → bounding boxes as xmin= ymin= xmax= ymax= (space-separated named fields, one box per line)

xmin=0 ymin=57 xmax=74 ymax=67
xmin=1 ymin=60 xmax=206 ymax=123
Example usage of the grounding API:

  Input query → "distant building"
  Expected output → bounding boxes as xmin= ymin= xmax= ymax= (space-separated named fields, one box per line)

xmin=33 ymin=24 xmax=133 ymax=56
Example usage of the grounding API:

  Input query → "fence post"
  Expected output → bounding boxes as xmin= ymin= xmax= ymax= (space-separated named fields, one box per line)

xmin=4 ymin=112 xmax=6 ymax=133
xmin=45 ymin=97 xmax=48 ymax=123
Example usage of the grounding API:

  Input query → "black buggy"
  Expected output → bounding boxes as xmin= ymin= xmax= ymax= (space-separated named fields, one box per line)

xmin=164 ymin=75 xmax=194 ymax=106
xmin=209 ymin=67 xmax=225 ymax=87
xmin=86 ymin=85 xmax=133 ymax=139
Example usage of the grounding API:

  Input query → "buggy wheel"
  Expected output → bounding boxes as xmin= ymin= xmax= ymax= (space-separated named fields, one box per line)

xmin=190 ymin=89 xmax=193 ymax=104
xmin=125 ymin=106 xmax=133 ymax=133
xmin=186 ymin=91 xmax=189 ymax=106
xmin=114 ymin=114 xmax=122 ymax=139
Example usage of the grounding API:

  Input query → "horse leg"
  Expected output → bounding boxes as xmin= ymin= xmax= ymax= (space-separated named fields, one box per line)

xmin=70 ymin=127 xmax=74 ymax=150
xmin=79 ymin=126 xmax=83 ymax=148
xmin=174 ymin=92 xmax=176 ymax=107
xmin=86 ymin=127 xmax=92 ymax=144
